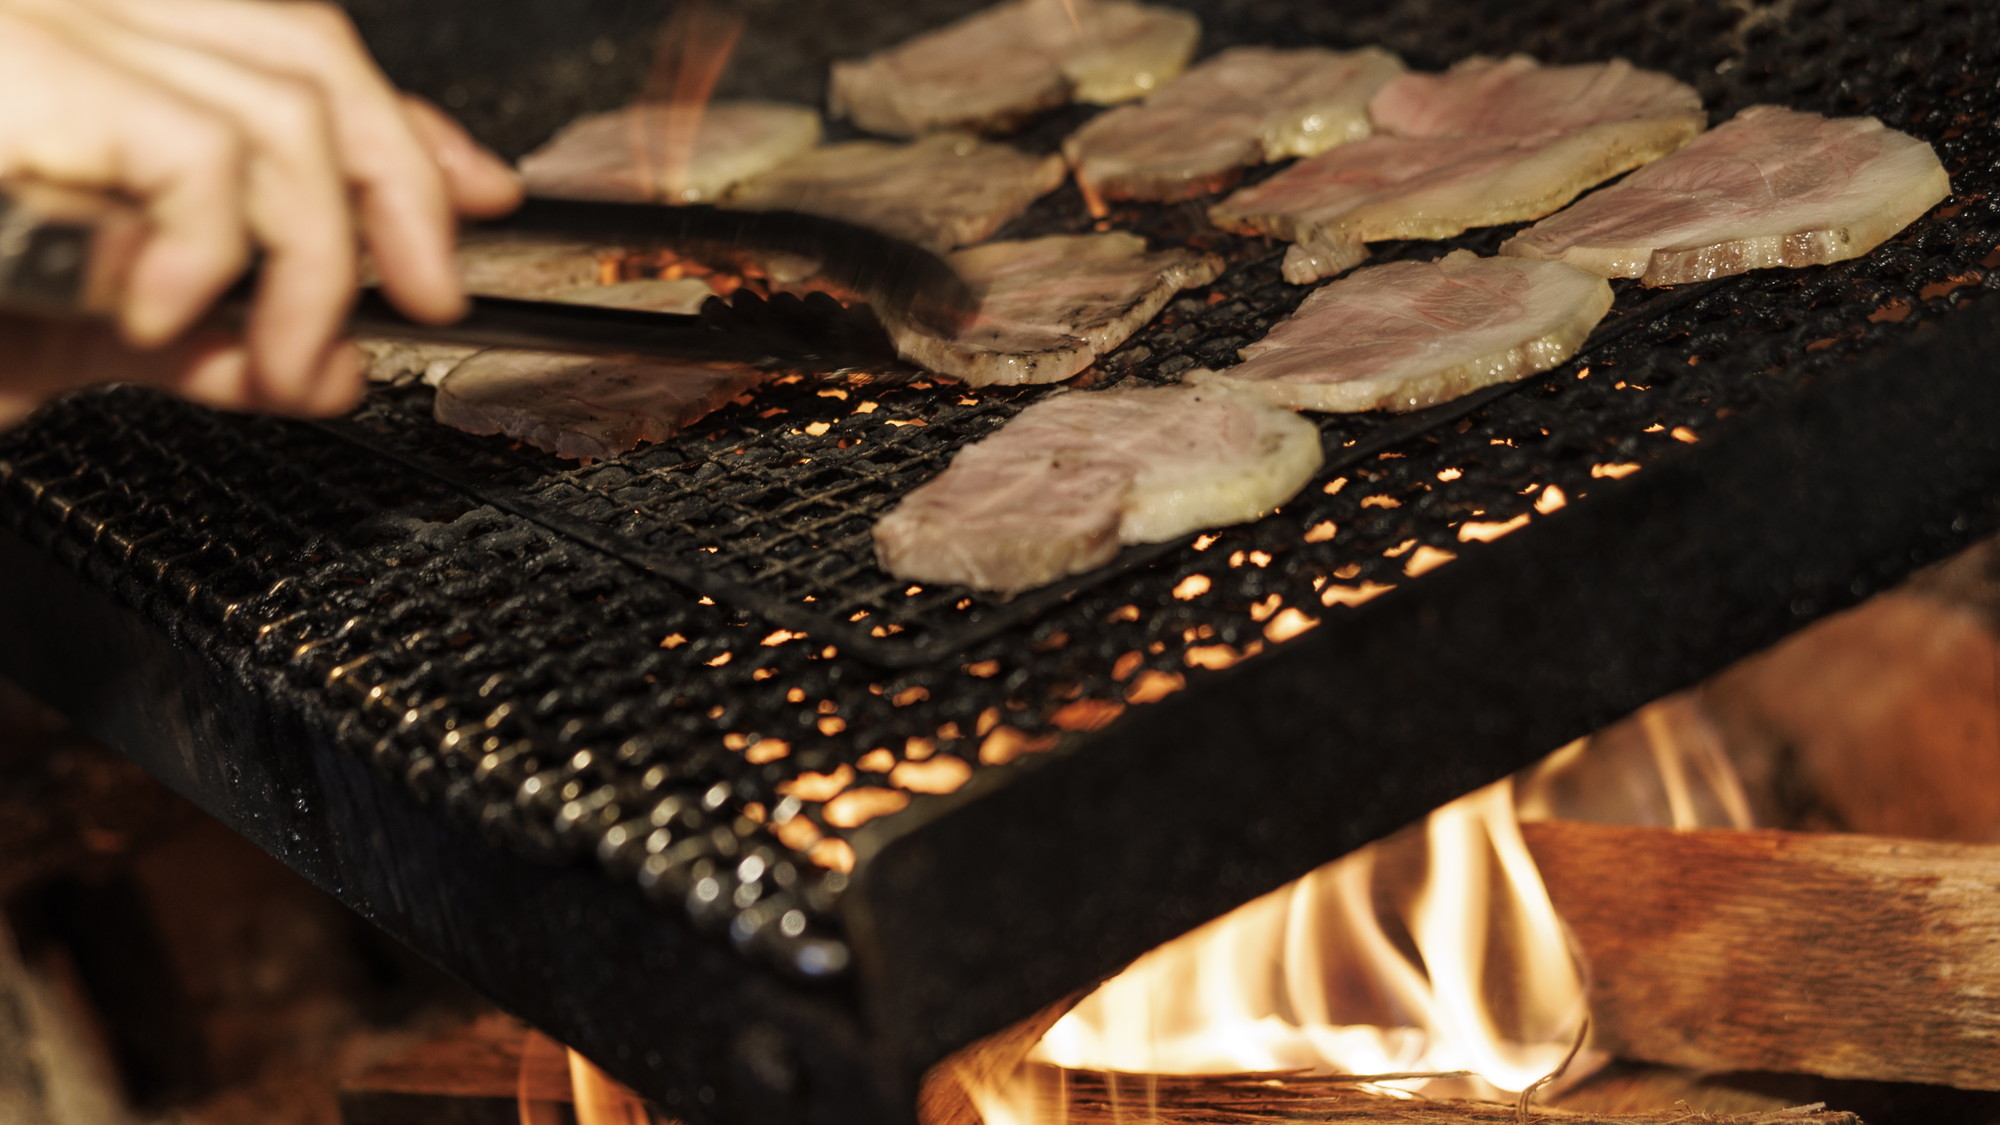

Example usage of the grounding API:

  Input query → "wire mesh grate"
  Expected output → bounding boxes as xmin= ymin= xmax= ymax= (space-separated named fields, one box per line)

xmin=0 ymin=0 xmax=1994 ymax=975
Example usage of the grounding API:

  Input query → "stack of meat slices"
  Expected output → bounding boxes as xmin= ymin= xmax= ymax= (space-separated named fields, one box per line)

xmin=1063 ymin=45 xmax=1407 ymax=204
xmin=1210 ymin=55 xmax=1708 ymax=281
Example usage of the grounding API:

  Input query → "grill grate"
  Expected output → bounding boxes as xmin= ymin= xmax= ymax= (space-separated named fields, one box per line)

xmin=2 ymin=0 xmax=1997 ymax=990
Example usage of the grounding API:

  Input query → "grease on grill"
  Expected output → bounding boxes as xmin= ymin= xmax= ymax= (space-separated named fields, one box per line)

xmin=0 ymin=0 xmax=1994 ymax=979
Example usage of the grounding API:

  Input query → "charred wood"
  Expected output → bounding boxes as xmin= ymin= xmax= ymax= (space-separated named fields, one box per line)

xmin=1525 ymin=822 xmax=2000 ymax=1090
xmin=1003 ymin=1067 xmax=1862 ymax=1125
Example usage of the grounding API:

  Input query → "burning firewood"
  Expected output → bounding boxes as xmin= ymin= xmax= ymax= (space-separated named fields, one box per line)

xmin=974 ymin=1066 xmax=1862 ymax=1125
xmin=1525 ymin=821 xmax=2000 ymax=1091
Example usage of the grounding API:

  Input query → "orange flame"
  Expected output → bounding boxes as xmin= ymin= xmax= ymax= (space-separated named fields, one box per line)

xmin=628 ymin=0 xmax=747 ymax=202
xmin=975 ymin=696 xmax=1751 ymax=1124
xmin=569 ymin=1049 xmax=658 ymax=1125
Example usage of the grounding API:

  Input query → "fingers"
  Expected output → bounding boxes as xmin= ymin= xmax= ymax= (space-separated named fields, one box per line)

xmin=0 ymin=311 xmax=362 ymax=428
xmin=403 ymin=95 xmax=524 ymax=219
xmin=84 ymin=0 xmax=476 ymax=323
xmin=0 ymin=11 xmax=251 ymax=349
xmin=16 ymin=0 xmax=358 ymax=405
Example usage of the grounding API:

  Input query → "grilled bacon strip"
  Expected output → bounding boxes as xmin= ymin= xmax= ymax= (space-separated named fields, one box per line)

xmin=1501 ymin=105 xmax=1951 ymax=285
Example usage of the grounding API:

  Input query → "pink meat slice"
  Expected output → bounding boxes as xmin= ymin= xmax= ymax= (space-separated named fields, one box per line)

xmin=1500 ymin=105 xmax=1952 ymax=285
xmin=726 ymin=134 xmax=1067 ymax=252
xmin=1189 ymin=250 xmax=1613 ymax=413
xmin=1063 ymin=46 xmax=1405 ymax=202
xmin=1209 ymin=128 xmax=1690 ymax=283
xmin=1207 ymin=54 xmax=1705 ymax=283
xmin=518 ymin=101 xmax=822 ymax=203
xmin=874 ymin=384 xmax=1323 ymax=594
xmin=830 ymin=0 xmax=1200 ymax=138
xmin=433 ymin=351 xmax=763 ymax=462
xmin=1368 ymin=55 xmax=1703 ymax=140
xmin=884 ymin=232 xmax=1222 ymax=385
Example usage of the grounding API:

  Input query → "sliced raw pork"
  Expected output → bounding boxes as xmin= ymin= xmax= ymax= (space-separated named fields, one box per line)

xmin=830 ymin=0 xmax=1199 ymax=137
xmin=873 ymin=384 xmax=1322 ymax=594
xmin=1063 ymin=46 xmax=1406 ymax=202
xmin=1368 ymin=56 xmax=1703 ymax=140
xmin=1189 ymin=251 xmax=1612 ymax=413
xmin=1210 ymin=126 xmax=1698 ymax=283
xmin=884 ymin=233 xmax=1221 ymax=385
xmin=1208 ymin=55 xmax=1704 ymax=283
xmin=1501 ymin=105 xmax=1951 ymax=285
xmin=518 ymin=102 xmax=823 ymax=203
xmin=726 ymin=134 xmax=1066 ymax=252
xmin=433 ymin=351 xmax=764 ymax=461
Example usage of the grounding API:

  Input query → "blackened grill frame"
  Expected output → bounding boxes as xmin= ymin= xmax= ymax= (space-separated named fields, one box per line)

xmin=0 ymin=0 xmax=1994 ymax=1123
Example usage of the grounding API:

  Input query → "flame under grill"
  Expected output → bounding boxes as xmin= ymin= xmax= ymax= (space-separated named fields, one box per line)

xmin=0 ymin=0 xmax=1996 ymax=1122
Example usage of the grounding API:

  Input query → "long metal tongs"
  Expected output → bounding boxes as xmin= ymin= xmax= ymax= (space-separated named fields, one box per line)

xmin=0 ymin=185 xmax=976 ymax=370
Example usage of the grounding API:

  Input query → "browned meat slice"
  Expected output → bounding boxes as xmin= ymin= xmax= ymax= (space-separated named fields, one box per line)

xmin=1501 ymin=106 xmax=1951 ymax=285
xmin=873 ymin=384 xmax=1322 ymax=593
xmin=455 ymin=234 xmax=613 ymax=297
xmin=1063 ymin=46 xmax=1405 ymax=202
xmin=1368 ymin=55 xmax=1703 ymax=140
xmin=545 ymin=278 xmax=717 ymax=314
xmin=830 ymin=0 xmax=1199 ymax=138
xmin=725 ymin=134 xmax=1067 ymax=252
xmin=433 ymin=351 xmax=763 ymax=461
xmin=1189 ymin=251 xmax=1612 ymax=412
xmin=518 ymin=101 xmax=822 ymax=203
xmin=358 ymin=340 xmax=481 ymax=386
xmin=363 ymin=278 xmax=720 ymax=386
xmin=883 ymin=233 xmax=1221 ymax=385
xmin=1209 ymin=126 xmax=1698 ymax=283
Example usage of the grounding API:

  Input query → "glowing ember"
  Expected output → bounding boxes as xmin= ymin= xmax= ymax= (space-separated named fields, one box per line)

xmin=630 ymin=0 xmax=747 ymax=203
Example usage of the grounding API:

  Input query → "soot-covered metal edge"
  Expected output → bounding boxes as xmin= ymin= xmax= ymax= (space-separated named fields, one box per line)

xmin=0 ymin=0 xmax=1993 ymax=1123
xmin=0 ymin=514 xmax=898 ymax=1125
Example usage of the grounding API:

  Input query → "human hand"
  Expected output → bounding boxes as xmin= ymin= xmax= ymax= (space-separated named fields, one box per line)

xmin=0 ymin=0 xmax=523 ymax=424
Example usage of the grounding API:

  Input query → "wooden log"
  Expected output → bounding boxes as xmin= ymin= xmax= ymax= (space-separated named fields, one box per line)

xmin=1524 ymin=822 xmax=2000 ymax=1090
xmin=920 ymin=995 xmax=1079 ymax=1125
xmin=1014 ymin=1067 xmax=1861 ymax=1125
xmin=338 ymin=1012 xmax=574 ymax=1125
xmin=1701 ymin=591 xmax=2000 ymax=843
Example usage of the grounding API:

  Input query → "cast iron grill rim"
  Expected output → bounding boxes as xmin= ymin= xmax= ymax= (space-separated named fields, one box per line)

xmin=0 ymin=0 xmax=1993 ymax=987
